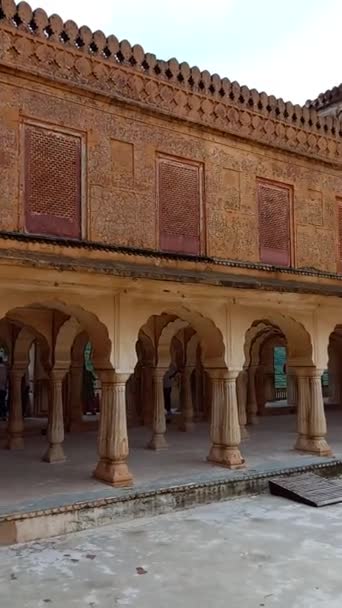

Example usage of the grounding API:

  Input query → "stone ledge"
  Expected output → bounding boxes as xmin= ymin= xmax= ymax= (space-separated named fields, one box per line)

xmin=1 ymin=458 xmax=341 ymax=546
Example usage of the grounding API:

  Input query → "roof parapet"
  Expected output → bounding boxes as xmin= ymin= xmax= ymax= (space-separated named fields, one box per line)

xmin=0 ymin=0 xmax=341 ymax=164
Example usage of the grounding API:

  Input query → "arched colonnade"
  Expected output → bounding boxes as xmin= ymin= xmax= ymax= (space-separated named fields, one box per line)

xmin=0 ymin=294 xmax=340 ymax=487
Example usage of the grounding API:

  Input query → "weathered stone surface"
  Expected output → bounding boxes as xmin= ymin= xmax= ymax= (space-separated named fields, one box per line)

xmin=0 ymin=5 xmax=341 ymax=269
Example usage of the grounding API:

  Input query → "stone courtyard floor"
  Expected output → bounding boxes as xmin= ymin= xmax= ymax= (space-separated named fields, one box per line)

xmin=1 ymin=410 xmax=342 ymax=515
xmin=1 ymin=494 xmax=342 ymax=607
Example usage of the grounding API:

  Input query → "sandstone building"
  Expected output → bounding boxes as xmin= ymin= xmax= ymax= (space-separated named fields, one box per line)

xmin=0 ymin=0 xmax=342 ymax=489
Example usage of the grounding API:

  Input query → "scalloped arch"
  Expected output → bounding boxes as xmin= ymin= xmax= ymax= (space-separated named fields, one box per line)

xmin=4 ymin=298 xmax=112 ymax=369
xmin=138 ymin=304 xmax=226 ymax=368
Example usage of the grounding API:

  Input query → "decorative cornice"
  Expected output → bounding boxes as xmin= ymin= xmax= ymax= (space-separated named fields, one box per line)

xmin=306 ymin=84 xmax=342 ymax=112
xmin=0 ymin=230 xmax=342 ymax=286
xmin=0 ymin=1 xmax=342 ymax=165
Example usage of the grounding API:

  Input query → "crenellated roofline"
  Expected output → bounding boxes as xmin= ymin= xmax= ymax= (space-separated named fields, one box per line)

xmin=306 ymin=84 xmax=342 ymax=112
xmin=0 ymin=0 xmax=342 ymax=165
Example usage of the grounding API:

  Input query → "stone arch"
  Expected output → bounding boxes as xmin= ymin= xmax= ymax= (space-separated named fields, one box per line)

xmin=157 ymin=319 xmax=189 ymax=367
xmin=243 ymin=314 xmax=313 ymax=367
xmin=0 ymin=318 xmax=14 ymax=361
xmin=325 ymin=325 xmax=342 ymax=406
xmin=169 ymin=335 xmax=183 ymax=368
xmin=249 ymin=327 xmax=285 ymax=367
xmin=4 ymin=298 xmax=112 ymax=369
xmin=139 ymin=306 xmax=225 ymax=368
xmin=186 ymin=333 xmax=200 ymax=367
xmin=136 ymin=331 xmax=155 ymax=366
xmin=13 ymin=325 xmax=50 ymax=370
xmin=54 ymin=318 xmax=82 ymax=371
xmin=244 ymin=322 xmax=280 ymax=367
xmin=71 ymin=331 xmax=90 ymax=366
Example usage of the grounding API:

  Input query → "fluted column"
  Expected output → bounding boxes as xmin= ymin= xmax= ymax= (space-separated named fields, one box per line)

xmin=294 ymin=368 xmax=332 ymax=456
xmin=247 ymin=366 xmax=258 ymax=424
xmin=141 ymin=365 xmax=153 ymax=427
xmin=236 ymin=369 xmax=248 ymax=440
xmin=94 ymin=371 xmax=133 ymax=487
xmin=255 ymin=365 xmax=266 ymax=416
xmin=6 ymin=367 xmax=25 ymax=450
xmin=34 ymin=377 xmax=49 ymax=416
xmin=43 ymin=369 xmax=66 ymax=463
xmin=327 ymin=358 xmax=342 ymax=405
xmin=287 ymin=369 xmax=298 ymax=408
xmin=308 ymin=369 xmax=332 ymax=455
xmin=178 ymin=366 xmax=195 ymax=432
xmin=265 ymin=368 xmax=275 ymax=402
xmin=207 ymin=369 xmax=245 ymax=469
xmin=328 ymin=371 xmax=339 ymax=405
xmin=68 ymin=365 xmax=84 ymax=432
xmin=207 ymin=369 xmax=224 ymax=463
xmin=294 ymin=369 xmax=311 ymax=451
xmin=147 ymin=367 xmax=168 ymax=450
xmin=194 ymin=367 xmax=204 ymax=421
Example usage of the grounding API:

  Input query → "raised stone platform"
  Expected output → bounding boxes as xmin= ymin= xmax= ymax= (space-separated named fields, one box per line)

xmin=1 ymin=457 xmax=341 ymax=546
xmin=1 ymin=413 xmax=342 ymax=545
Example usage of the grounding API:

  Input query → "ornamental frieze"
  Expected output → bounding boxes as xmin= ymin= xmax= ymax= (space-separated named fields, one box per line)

xmin=0 ymin=0 xmax=341 ymax=165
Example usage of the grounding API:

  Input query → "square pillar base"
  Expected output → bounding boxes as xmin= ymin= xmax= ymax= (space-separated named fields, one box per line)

xmin=6 ymin=436 xmax=24 ymax=450
xmin=178 ymin=420 xmax=195 ymax=432
xmin=42 ymin=443 xmax=66 ymax=463
xmin=207 ymin=444 xmax=246 ymax=469
xmin=94 ymin=459 xmax=133 ymax=487
xmin=294 ymin=435 xmax=333 ymax=457
xmin=247 ymin=415 xmax=259 ymax=425
xmin=146 ymin=433 xmax=168 ymax=451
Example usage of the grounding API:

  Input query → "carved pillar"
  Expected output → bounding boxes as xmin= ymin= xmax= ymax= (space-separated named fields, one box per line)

xmin=194 ymin=366 xmax=204 ymax=421
xmin=255 ymin=366 xmax=268 ymax=416
xmin=94 ymin=371 xmax=133 ymax=487
xmin=6 ymin=367 xmax=25 ymax=450
xmin=68 ymin=365 xmax=84 ymax=432
xmin=34 ymin=378 xmax=49 ymax=417
xmin=43 ymin=369 xmax=66 ymax=463
xmin=287 ymin=369 xmax=298 ymax=408
xmin=263 ymin=367 xmax=275 ymax=402
xmin=236 ymin=369 xmax=248 ymax=440
xmin=327 ymin=356 xmax=342 ymax=405
xmin=141 ymin=365 xmax=153 ymax=427
xmin=178 ymin=366 xmax=195 ymax=432
xmin=207 ymin=369 xmax=245 ymax=469
xmin=308 ymin=369 xmax=332 ymax=456
xmin=247 ymin=366 xmax=259 ymax=424
xmin=294 ymin=369 xmax=311 ymax=451
xmin=294 ymin=368 xmax=332 ymax=456
xmin=147 ymin=367 xmax=168 ymax=450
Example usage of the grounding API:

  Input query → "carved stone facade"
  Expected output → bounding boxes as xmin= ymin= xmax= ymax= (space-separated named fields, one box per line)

xmin=0 ymin=1 xmax=341 ymax=271
xmin=1 ymin=1 xmax=342 ymax=506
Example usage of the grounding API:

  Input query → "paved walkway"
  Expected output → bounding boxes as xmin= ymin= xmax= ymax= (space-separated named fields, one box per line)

xmin=1 ymin=411 xmax=342 ymax=515
xmin=1 ymin=494 xmax=342 ymax=607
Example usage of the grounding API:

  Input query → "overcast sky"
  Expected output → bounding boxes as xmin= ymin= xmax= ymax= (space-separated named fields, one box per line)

xmin=32 ymin=0 xmax=340 ymax=104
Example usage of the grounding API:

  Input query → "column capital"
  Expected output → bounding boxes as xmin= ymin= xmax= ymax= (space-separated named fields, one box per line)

xmin=98 ymin=369 xmax=131 ymax=385
xmin=207 ymin=368 xmax=242 ymax=381
xmin=152 ymin=367 xmax=168 ymax=380
xmin=50 ymin=368 xmax=68 ymax=382
xmin=142 ymin=362 xmax=154 ymax=369
xmin=10 ymin=366 xmax=26 ymax=379
xmin=70 ymin=362 xmax=83 ymax=372
xmin=224 ymin=370 xmax=241 ymax=381
xmin=183 ymin=365 xmax=195 ymax=375
xmin=294 ymin=367 xmax=323 ymax=379
xmin=206 ymin=368 xmax=227 ymax=380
